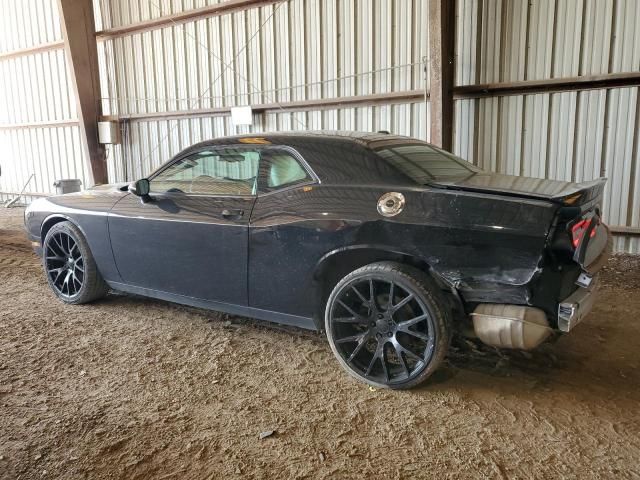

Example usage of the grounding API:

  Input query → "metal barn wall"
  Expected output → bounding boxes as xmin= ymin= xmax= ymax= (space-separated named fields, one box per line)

xmin=93 ymin=0 xmax=429 ymax=181
xmin=455 ymin=0 xmax=640 ymax=252
xmin=112 ymin=103 xmax=428 ymax=182
xmin=0 ymin=0 xmax=91 ymax=203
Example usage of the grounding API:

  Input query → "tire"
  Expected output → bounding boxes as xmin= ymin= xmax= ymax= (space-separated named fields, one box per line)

xmin=325 ymin=262 xmax=450 ymax=390
xmin=42 ymin=221 xmax=109 ymax=304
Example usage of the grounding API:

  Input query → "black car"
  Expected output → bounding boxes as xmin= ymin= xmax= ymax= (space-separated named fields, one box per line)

xmin=24 ymin=131 xmax=611 ymax=389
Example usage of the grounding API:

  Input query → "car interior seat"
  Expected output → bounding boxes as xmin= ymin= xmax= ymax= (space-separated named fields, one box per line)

xmin=268 ymin=154 xmax=308 ymax=188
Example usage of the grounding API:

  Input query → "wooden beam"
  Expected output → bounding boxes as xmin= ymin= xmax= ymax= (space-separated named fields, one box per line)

xmin=95 ymin=0 xmax=283 ymax=40
xmin=111 ymin=90 xmax=427 ymax=122
xmin=454 ymin=72 xmax=640 ymax=99
xmin=428 ymin=0 xmax=456 ymax=151
xmin=610 ymin=225 xmax=640 ymax=236
xmin=0 ymin=40 xmax=65 ymax=61
xmin=57 ymin=0 xmax=108 ymax=185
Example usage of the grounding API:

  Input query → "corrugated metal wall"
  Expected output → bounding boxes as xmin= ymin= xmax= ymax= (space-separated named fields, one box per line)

xmin=1 ymin=0 xmax=639 ymax=252
xmin=113 ymin=102 xmax=428 ymax=182
xmin=455 ymin=0 xmax=640 ymax=252
xmin=0 ymin=0 xmax=91 ymax=203
xmin=95 ymin=0 xmax=429 ymax=182
xmin=0 ymin=0 xmax=61 ymax=52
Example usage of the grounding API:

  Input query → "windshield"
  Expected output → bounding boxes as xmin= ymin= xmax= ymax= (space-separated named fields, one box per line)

xmin=374 ymin=142 xmax=482 ymax=183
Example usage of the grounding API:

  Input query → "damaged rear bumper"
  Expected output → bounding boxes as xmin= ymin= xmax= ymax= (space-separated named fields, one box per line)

xmin=469 ymin=225 xmax=611 ymax=350
xmin=470 ymin=274 xmax=603 ymax=350
xmin=557 ymin=279 xmax=598 ymax=332
xmin=558 ymin=223 xmax=611 ymax=332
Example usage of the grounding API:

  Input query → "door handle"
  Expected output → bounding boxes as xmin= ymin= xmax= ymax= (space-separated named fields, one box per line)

xmin=221 ymin=209 xmax=244 ymax=219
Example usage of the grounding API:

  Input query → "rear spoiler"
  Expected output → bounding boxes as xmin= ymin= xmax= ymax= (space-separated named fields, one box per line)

xmin=551 ymin=177 xmax=607 ymax=208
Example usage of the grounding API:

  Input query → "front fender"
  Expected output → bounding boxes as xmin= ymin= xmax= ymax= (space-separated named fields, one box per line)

xmin=24 ymin=194 xmax=124 ymax=283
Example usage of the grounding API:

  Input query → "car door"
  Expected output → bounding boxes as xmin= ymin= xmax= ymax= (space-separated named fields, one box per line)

xmin=108 ymin=146 xmax=259 ymax=305
xmin=248 ymin=147 xmax=320 ymax=318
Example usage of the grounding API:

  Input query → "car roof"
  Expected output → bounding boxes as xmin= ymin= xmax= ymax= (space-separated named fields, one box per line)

xmin=173 ymin=131 xmax=430 ymax=187
xmin=185 ymin=130 xmax=419 ymax=150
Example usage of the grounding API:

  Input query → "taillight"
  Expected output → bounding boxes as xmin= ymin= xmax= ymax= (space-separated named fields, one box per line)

xmin=570 ymin=219 xmax=596 ymax=248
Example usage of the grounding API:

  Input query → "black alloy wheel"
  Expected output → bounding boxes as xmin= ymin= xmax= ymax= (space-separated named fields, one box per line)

xmin=326 ymin=262 xmax=450 ymax=389
xmin=43 ymin=221 xmax=109 ymax=304
xmin=45 ymin=231 xmax=84 ymax=298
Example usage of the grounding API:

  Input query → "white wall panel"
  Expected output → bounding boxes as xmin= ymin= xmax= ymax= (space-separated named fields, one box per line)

xmin=0 ymin=49 xmax=76 ymax=124
xmin=95 ymin=0 xmax=227 ymax=31
xmin=456 ymin=0 xmax=639 ymax=82
xmin=526 ymin=0 xmax=554 ymax=80
xmin=580 ymin=0 xmax=614 ymax=75
xmin=96 ymin=0 xmax=430 ymax=201
xmin=521 ymin=94 xmax=550 ymax=179
xmin=454 ymin=0 xmax=478 ymax=162
xmin=97 ymin=0 xmax=428 ymax=117
xmin=546 ymin=92 xmax=577 ymax=182
xmin=0 ymin=0 xmax=61 ymax=53
xmin=0 ymin=126 xmax=90 ymax=197
xmin=574 ymin=90 xmax=607 ymax=182
xmin=0 ymin=1 xmax=89 ymax=201
xmin=602 ymin=88 xmax=637 ymax=231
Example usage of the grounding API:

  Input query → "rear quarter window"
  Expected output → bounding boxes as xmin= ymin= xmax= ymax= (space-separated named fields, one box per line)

xmin=375 ymin=143 xmax=481 ymax=183
xmin=258 ymin=149 xmax=313 ymax=193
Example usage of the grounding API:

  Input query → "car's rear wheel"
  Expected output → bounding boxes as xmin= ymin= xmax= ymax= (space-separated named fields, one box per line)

xmin=325 ymin=262 xmax=450 ymax=389
xmin=43 ymin=221 xmax=109 ymax=304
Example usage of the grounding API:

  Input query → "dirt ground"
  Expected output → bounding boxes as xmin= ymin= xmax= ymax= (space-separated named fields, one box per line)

xmin=0 ymin=207 xmax=639 ymax=480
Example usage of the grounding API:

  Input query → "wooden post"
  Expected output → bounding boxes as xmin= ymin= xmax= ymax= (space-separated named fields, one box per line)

xmin=428 ymin=0 xmax=455 ymax=151
xmin=57 ymin=0 xmax=108 ymax=185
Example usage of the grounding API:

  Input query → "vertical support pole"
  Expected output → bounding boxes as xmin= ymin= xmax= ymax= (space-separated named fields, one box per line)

xmin=57 ymin=0 xmax=107 ymax=185
xmin=428 ymin=0 xmax=455 ymax=151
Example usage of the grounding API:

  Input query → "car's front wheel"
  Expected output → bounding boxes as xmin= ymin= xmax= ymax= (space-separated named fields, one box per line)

xmin=43 ymin=221 xmax=109 ymax=304
xmin=325 ymin=262 xmax=450 ymax=389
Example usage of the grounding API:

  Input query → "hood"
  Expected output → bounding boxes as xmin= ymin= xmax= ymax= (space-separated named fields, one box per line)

xmin=87 ymin=182 xmax=129 ymax=193
xmin=433 ymin=172 xmax=606 ymax=205
xmin=46 ymin=182 xmax=129 ymax=201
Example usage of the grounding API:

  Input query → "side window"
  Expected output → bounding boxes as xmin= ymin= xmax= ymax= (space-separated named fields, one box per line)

xmin=151 ymin=148 xmax=259 ymax=195
xmin=259 ymin=149 xmax=312 ymax=193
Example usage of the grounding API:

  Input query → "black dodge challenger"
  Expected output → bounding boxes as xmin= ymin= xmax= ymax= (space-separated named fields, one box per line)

xmin=24 ymin=131 xmax=611 ymax=389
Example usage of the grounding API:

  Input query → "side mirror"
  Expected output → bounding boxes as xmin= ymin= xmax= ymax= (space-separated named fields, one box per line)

xmin=128 ymin=178 xmax=152 ymax=203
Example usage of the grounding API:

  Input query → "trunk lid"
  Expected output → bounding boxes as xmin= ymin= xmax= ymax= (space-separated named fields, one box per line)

xmin=435 ymin=172 xmax=611 ymax=271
